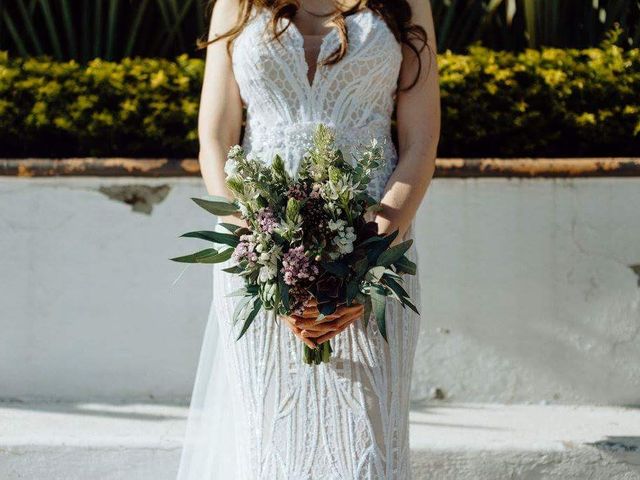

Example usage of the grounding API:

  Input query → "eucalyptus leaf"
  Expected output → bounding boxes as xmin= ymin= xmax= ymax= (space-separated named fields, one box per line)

xmin=278 ymin=277 xmax=290 ymax=312
xmin=401 ymin=297 xmax=420 ymax=315
xmin=366 ymin=265 xmax=386 ymax=283
xmin=345 ymin=281 xmax=359 ymax=305
xmin=217 ymin=222 xmax=241 ymax=233
xmin=236 ymin=298 xmax=263 ymax=340
xmin=366 ymin=230 xmax=399 ymax=263
xmin=393 ymin=255 xmax=417 ymax=276
xmin=232 ymin=294 xmax=254 ymax=325
xmin=181 ymin=230 xmax=239 ymax=247
xmin=362 ymin=295 xmax=372 ymax=329
xmin=170 ymin=248 xmax=232 ymax=264
xmin=191 ymin=196 xmax=239 ymax=216
xmin=383 ymin=275 xmax=410 ymax=301
xmin=319 ymin=301 xmax=337 ymax=316
xmin=222 ymin=265 xmax=243 ymax=274
xmin=370 ymin=285 xmax=387 ymax=341
xmin=377 ymin=239 xmax=413 ymax=267
xmin=357 ymin=235 xmax=385 ymax=248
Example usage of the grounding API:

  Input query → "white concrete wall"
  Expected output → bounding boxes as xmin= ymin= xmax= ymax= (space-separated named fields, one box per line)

xmin=1 ymin=176 xmax=639 ymax=405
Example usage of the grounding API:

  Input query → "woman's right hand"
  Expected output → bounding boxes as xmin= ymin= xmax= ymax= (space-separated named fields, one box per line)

xmin=282 ymin=299 xmax=364 ymax=349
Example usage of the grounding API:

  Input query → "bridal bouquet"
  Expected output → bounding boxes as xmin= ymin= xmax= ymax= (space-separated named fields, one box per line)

xmin=173 ymin=124 xmax=418 ymax=364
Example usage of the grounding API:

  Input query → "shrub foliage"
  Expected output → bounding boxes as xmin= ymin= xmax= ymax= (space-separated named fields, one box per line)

xmin=1 ymin=41 xmax=638 ymax=158
xmin=1 ymin=0 xmax=638 ymax=59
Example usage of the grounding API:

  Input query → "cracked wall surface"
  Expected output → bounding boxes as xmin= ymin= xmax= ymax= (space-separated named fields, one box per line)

xmin=0 ymin=177 xmax=639 ymax=403
xmin=98 ymin=184 xmax=171 ymax=214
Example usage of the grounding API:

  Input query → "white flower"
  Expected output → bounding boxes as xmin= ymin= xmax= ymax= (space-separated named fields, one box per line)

xmin=328 ymin=219 xmax=346 ymax=232
xmin=259 ymin=252 xmax=270 ymax=263
xmin=258 ymin=264 xmax=277 ymax=283
xmin=334 ymin=226 xmax=356 ymax=255
xmin=227 ymin=145 xmax=244 ymax=160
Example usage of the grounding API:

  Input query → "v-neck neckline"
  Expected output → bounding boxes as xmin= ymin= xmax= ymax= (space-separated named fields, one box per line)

xmin=278 ymin=8 xmax=369 ymax=91
xmin=285 ymin=17 xmax=338 ymax=90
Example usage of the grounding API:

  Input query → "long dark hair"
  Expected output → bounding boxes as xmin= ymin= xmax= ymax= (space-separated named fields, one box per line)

xmin=201 ymin=0 xmax=429 ymax=90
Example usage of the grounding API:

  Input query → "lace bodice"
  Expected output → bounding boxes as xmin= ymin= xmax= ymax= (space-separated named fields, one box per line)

xmin=231 ymin=7 xmax=402 ymax=200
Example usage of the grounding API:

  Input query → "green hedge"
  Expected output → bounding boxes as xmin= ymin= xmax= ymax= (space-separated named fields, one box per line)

xmin=1 ymin=41 xmax=639 ymax=158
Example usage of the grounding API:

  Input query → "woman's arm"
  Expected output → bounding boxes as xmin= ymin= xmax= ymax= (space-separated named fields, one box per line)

xmin=375 ymin=0 xmax=441 ymax=240
xmin=198 ymin=0 xmax=245 ymax=224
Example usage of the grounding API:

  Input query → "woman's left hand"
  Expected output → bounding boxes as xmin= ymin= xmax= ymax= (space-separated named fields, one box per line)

xmin=282 ymin=299 xmax=364 ymax=346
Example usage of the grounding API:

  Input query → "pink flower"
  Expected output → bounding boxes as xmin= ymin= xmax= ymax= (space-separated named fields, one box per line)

xmin=281 ymin=245 xmax=319 ymax=286
xmin=232 ymin=234 xmax=258 ymax=265
xmin=256 ymin=207 xmax=279 ymax=234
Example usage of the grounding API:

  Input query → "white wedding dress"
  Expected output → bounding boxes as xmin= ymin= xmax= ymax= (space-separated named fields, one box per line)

xmin=177 ymin=7 xmax=422 ymax=480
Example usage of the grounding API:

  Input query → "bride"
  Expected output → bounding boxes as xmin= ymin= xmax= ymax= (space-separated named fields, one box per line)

xmin=177 ymin=0 xmax=440 ymax=478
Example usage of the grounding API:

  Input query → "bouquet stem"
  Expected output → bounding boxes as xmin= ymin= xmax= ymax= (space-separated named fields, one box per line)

xmin=303 ymin=342 xmax=333 ymax=365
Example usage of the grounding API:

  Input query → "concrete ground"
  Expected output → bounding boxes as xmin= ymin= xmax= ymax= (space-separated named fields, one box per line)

xmin=1 ymin=402 xmax=638 ymax=480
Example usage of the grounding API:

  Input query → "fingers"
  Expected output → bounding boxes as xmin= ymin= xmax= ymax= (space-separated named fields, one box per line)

xmin=299 ymin=308 xmax=320 ymax=319
xmin=333 ymin=304 xmax=365 ymax=316
xmin=281 ymin=302 xmax=364 ymax=347
xmin=315 ymin=320 xmax=351 ymax=344
xmin=314 ymin=310 xmax=363 ymax=344
xmin=290 ymin=315 xmax=337 ymax=328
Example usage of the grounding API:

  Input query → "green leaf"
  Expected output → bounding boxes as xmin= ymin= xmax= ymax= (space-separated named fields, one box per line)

xmin=191 ymin=196 xmax=239 ymax=216
xmin=377 ymin=239 xmax=413 ymax=267
xmin=383 ymin=275 xmax=410 ymax=300
xmin=217 ymin=222 xmax=241 ymax=233
xmin=222 ymin=265 xmax=243 ymax=274
xmin=181 ymin=230 xmax=239 ymax=247
xmin=237 ymin=298 xmax=263 ymax=340
xmin=382 ymin=230 xmax=400 ymax=246
xmin=370 ymin=285 xmax=387 ymax=341
xmin=353 ymin=257 xmax=369 ymax=278
xmin=278 ymin=277 xmax=290 ymax=312
xmin=286 ymin=197 xmax=301 ymax=223
xmin=357 ymin=235 xmax=385 ymax=248
xmin=382 ymin=275 xmax=419 ymax=314
xmin=366 ymin=230 xmax=399 ymax=263
xmin=346 ymin=280 xmax=359 ymax=306
xmin=393 ymin=255 xmax=417 ymax=276
xmin=362 ymin=295 xmax=372 ymax=329
xmin=272 ymin=154 xmax=288 ymax=179
xmin=170 ymin=248 xmax=232 ymax=264
xmin=319 ymin=301 xmax=337 ymax=316
xmin=401 ymin=297 xmax=420 ymax=315
xmin=366 ymin=265 xmax=386 ymax=283
xmin=232 ymin=294 xmax=253 ymax=325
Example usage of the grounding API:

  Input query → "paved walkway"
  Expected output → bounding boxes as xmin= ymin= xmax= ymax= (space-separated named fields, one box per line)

xmin=1 ymin=402 xmax=639 ymax=479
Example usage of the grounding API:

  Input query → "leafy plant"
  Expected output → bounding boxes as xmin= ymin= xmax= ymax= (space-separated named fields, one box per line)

xmin=1 ymin=0 xmax=639 ymax=59
xmin=0 ymin=0 xmax=206 ymax=61
xmin=431 ymin=0 xmax=640 ymax=51
xmin=1 ymin=37 xmax=638 ymax=158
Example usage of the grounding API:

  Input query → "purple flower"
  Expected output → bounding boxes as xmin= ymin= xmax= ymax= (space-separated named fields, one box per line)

xmin=256 ymin=207 xmax=279 ymax=234
xmin=289 ymin=286 xmax=313 ymax=315
xmin=310 ymin=183 xmax=321 ymax=199
xmin=281 ymin=245 xmax=319 ymax=286
xmin=232 ymin=234 xmax=259 ymax=265
xmin=287 ymin=183 xmax=308 ymax=201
